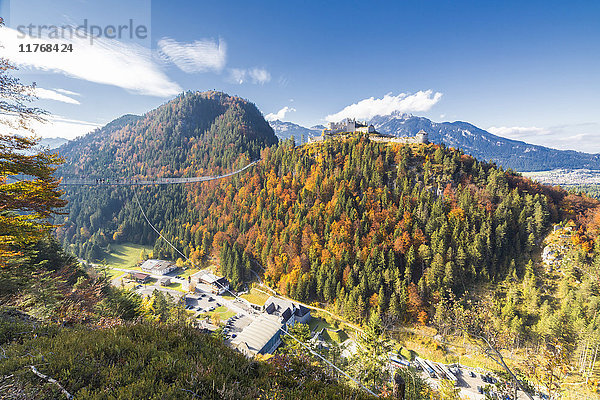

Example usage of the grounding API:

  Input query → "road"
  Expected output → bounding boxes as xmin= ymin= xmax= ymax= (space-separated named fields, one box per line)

xmin=105 ymin=263 xmax=539 ymax=399
xmin=409 ymin=361 xmax=537 ymax=400
xmin=109 ymin=267 xmax=257 ymax=319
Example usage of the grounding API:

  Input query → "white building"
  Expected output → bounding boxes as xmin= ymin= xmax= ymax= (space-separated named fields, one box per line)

xmin=140 ymin=259 xmax=177 ymax=275
xmin=263 ymin=296 xmax=312 ymax=326
xmin=190 ymin=270 xmax=230 ymax=294
xmin=231 ymin=296 xmax=312 ymax=357
xmin=231 ymin=314 xmax=284 ymax=357
xmin=159 ymin=277 xmax=172 ymax=286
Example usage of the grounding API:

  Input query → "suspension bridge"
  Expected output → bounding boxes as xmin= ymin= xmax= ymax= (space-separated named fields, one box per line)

xmin=59 ymin=160 xmax=259 ymax=186
xmin=50 ymin=156 xmax=381 ymax=397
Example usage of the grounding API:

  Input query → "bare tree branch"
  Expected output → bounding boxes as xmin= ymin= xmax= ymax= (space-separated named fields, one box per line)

xmin=29 ymin=365 xmax=73 ymax=399
xmin=465 ymin=331 xmax=534 ymax=400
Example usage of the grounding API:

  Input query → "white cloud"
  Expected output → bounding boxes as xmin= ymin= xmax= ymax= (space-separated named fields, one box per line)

xmin=227 ymin=68 xmax=247 ymax=84
xmin=0 ymin=26 xmax=181 ymax=97
xmin=38 ymin=116 xmax=101 ymax=139
xmin=227 ymin=67 xmax=271 ymax=85
xmin=487 ymin=126 xmax=549 ymax=139
xmin=35 ymin=88 xmax=80 ymax=104
xmin=53 ymin=88 xmax=80 ymax=96
xmin=325 ymin=90 xmax=443 ymax=122
xmin=0 ymin=114 xmax=101 ymax=140
xmin=248 ymin=68 xmax=270 ymax=84
xmin=488 ymin=124 xmax=600 ymax=153
xmin=265 ymin=106 xmax=296 ymax=121
xmin=278 ymin=76 xmax=290 ymax=88
xmin=157 ymin=37 xmax=226 ymax=73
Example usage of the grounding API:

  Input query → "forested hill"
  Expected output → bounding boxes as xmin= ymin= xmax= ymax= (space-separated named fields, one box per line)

xmin=56 ymin=91 xmax=278 ymax=180
xmin=56 ymin=134 xmax=598 ymax=325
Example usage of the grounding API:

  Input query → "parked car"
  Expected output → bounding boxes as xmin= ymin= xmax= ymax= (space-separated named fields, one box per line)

xmin=469 ymin=371 xmax=476 ymax=378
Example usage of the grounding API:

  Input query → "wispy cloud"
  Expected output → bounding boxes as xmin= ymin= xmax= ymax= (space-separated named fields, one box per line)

xmin=38 ymin=115 xmax=102 ymax=139
xmin=325 ymin=90 xmax=443 ymax=122
xmin=227 ymin=67 xmax=271 ymax=84
xmin=35 ymin=88 xmax=81 ymax=105
xmin=0 ymin=26 xmax=181 ymax=97
xmin=488 ymin=123 xmax=600 ymax=153
xmin=53 ymin=88 xmax=80 ymax=97
xmin=227 ymin=68 xmax=247 ymax=84
xmin=248 ymin=68 xmax=270 ymax=84
xmin=0 ymin=113 xmax=101 ymax=140
xmin=157 ymin=37 xmax=226 ymax=73
xmin=278 ymin=76 xmax=290 ymax=88
xmin=265 ymin=106 xmax=296 ymax=121
xmin=487 ymin=126 xmax=549 ymax=139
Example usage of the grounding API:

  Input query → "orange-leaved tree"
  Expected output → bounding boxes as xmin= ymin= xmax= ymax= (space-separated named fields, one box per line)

xmin=0 ymin=21 xmax=66 ymax=266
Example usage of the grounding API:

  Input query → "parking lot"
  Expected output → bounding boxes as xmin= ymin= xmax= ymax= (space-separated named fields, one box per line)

xmin=415 ymin=362 xmax=534 ymax=400
xmin=184 ymin=292 xmax=225 ymax=314
xmin=454 ymin=368 xmax=497 ymax=399
xmin=135 ymin=282 xmax=186 ymax=301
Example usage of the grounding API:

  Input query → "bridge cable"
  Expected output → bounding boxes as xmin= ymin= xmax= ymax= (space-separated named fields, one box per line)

xmin=131 ymin=185 xmax=379 ymax=398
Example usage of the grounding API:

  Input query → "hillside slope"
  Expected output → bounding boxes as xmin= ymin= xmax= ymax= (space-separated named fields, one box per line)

xmin=56 ymin=133 xmax=594 ymax=325
xmin=57 ymin=91 xmax=278 ymax=180
xmin=0 ymin=320 xmax=374 ymax=399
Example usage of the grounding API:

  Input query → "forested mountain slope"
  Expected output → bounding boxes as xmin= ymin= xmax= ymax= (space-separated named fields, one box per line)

xmin=57 ymin=91 xmax=277 ymax=180
xmin=57 ymin=132 xmax=595 ymax=325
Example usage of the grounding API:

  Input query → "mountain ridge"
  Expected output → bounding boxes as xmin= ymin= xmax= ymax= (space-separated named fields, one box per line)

xmin=369 ymin=114 xmax=600 ymax=171
xmin=270 ymin=113 xmax=600 ymax=171
xmin=268 ymin=119 xmax=321 ymax=141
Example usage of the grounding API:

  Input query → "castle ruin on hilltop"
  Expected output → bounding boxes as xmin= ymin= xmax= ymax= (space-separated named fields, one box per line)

xmin=309 ymin=117 xmax=429 ymax=144
xmin=323 ymin=118 xmax=376 ymax=135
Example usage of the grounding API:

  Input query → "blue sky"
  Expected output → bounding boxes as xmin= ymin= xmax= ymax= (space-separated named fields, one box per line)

xmin=1 ymin=0 xmax=599 ymax=152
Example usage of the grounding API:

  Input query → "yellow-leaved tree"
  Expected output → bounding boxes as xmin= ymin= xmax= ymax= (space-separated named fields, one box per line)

xmin=0 ymin=18 xmax=67 ymax=266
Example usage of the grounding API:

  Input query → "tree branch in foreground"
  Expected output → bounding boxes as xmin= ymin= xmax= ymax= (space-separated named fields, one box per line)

xmin=29 ymin=365 xmax=73 ymax=399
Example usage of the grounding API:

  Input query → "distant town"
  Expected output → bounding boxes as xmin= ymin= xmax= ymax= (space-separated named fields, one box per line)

xmin=523 ymin=169 xmax=600 ymax=185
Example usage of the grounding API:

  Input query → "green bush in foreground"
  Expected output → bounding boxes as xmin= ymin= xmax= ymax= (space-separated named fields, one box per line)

xmin=0 ymin=322 xmax=377 ymax=399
